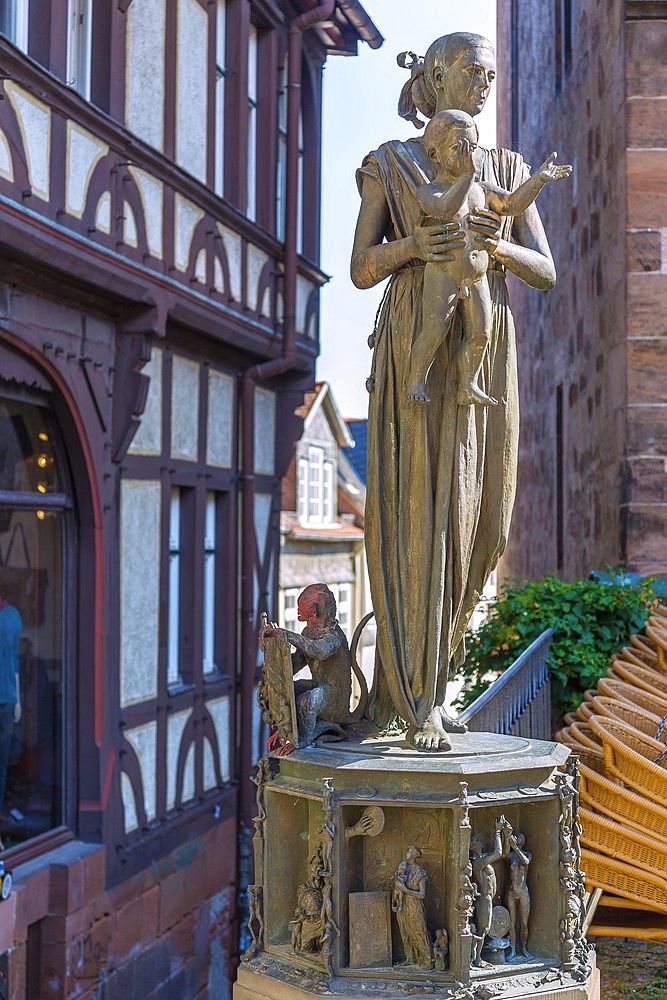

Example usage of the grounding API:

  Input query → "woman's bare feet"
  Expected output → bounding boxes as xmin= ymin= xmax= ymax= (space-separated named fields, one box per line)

xmin=407 ymin=706 xmax=453 ymax=751
xmin=458 ymin=383 xmax=497 ymax=406
xmin=407 ymin=381 xmax=430 ymax=403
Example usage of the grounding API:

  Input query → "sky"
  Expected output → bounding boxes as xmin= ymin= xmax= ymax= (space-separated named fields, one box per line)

xmin=318 ymin=0 xmax=497 ymax=419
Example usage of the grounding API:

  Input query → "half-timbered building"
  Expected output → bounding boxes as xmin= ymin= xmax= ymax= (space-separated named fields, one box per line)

xmin=0 ymin=2 xmax=381 ymax=996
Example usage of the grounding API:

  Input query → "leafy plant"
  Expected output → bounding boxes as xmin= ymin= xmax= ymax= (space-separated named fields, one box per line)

xmin=454 ymin=573 xmax=657 ymax=718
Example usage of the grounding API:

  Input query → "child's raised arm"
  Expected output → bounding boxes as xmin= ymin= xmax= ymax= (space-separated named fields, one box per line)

xmin=487 ymin=152 xmax=572 ymax=218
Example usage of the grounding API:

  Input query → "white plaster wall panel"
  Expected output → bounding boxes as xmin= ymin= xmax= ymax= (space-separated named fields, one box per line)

xmin=175 ymin=0 xmax=208 ymax=183
xmin=123 ymin=201 xmax=138 ymax=247
xmin=206 ymin=695 xmax=230 ymax=784
xmin=121 ymin=772 xmax=139 ymax=833
xmin=246 ymin=244 xmax=269 ymax=312
xmin=183 ymin=743 xmax=195 ymax=802
xmin=0 ymin=129 xmax=14 ymax=181
xmin=276 ymin=291 xmax=285 ymax=322
xmin=65 ymin=122 xmax=108 ymax=218
xmin=5 ymin=83 xmax=50 ymax=200
xmin=166 ymin=708 xmax=192 ymax=810
xmin=254 ymin=388 xmax=276 ymax=475
xmin=194 ymin=249 xmax=207 ymax=283
xmin=126 ymin=0 xmax=166 ymax=151
xmin=170 ymin=355 xmax=200 ymax=460
xmin=125 ymin=721 xmax=158 ymax=822
xmin=203 ymin=739 xmax=216 ymax=790
xmin=260 ymin=285 xmax=272 ymax=319
xmin=128 ymin=166 xmax=164 ymax=258
xmin=120 ymin=480 xmax=161 ymax=706
xmin=213 ymin=257 xmax=224 ymax=294
xmin=206 ymin=369 xmax=234 ymax=467
xmin=95 ymin=192 xmax=111 ymax=234
xmin=129 ymin=348 xmax=163 ymax=455
xmin=175 ymin=193 xmax=204 ymax=272
xmin=295 ymin=275 xmax=313 ymax=334
xmin=254 ymin=492 xmax=272 ymax=566
xmin=216 ymin=223 xmax=242 ymax=300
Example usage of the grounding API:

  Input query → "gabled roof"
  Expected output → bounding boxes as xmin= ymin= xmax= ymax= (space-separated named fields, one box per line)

xmin=298 ymin=381 xmax=354 ymax=448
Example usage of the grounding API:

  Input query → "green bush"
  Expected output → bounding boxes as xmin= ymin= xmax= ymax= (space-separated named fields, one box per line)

xmin=454 ymin=573 xmax=657 ymax=718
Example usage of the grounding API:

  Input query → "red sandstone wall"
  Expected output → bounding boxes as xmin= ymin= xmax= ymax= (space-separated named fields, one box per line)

xmin=624 ymin=12 xmax=667 ymax=574
xmin=496 ymin=0 xmax=627 ymax=582
xmin=1 ymin=821 xmax=237 ymax=999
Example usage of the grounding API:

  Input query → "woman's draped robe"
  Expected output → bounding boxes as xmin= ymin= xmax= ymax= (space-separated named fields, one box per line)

xmin=359 ymin=139 xmax=524 ymax=730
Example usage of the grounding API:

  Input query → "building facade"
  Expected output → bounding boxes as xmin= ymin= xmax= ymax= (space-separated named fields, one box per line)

xmin=496 ymin=0 xmax=667 ymax=583
xmin=0 ymin=2 xmax=381 ymax=997
xmin=278 ymin=382 xmax=374 ymax=680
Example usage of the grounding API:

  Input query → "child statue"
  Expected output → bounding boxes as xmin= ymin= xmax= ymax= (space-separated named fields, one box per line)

xmin=405 ymin=109 xmax=571 ymax=405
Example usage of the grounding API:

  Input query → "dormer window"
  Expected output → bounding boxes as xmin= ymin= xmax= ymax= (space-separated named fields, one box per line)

xmin=297 ymin=446 xmax=334 ymax=525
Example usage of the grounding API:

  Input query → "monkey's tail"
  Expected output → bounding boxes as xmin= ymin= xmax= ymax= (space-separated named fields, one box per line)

xmin=348 ymin=612 xmax=374 ymax=723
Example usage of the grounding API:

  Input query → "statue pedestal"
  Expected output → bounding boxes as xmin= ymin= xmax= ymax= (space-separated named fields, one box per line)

xmin=235 ymin=732 xmax=600 ymax=1000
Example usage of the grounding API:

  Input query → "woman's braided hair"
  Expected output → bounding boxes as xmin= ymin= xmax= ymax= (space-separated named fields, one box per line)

xmin=397 ymin=32 xmax=494 ymax=129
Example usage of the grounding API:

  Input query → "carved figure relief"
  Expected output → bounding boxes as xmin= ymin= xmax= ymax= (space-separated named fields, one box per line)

xmin=433 ymin=928 xmax=449 ymax=971
xmin=469 ymin=816 xmax=512 ymax=967
xmin=506 ymin=832 xmax=532 ymax=961
xmin=391 ymin=844 xmax=433 ymax=968
xmin=556 ymin=768 xmax=587 ymax=969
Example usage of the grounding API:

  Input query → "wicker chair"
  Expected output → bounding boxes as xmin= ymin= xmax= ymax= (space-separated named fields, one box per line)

xmin=586 ymin=695 xmax=666 ymax=742
xmin=609 ymin=659 xmax=667 ymax=698
xmin=588 ymin=716 xmax=667 ymax=807
xmin=597 ymin=676 xmax=667 ymax=717
xmin=581 ymin=848 xmax=667 ymax=914
xmin=579 ymin=762 xmax=667 ymax=845
xmin=580 ymin=806 xmax=667 ymax=878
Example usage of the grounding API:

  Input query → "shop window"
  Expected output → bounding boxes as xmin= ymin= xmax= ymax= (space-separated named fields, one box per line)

xmin=0 ymin=393 xmax=67 ymax=849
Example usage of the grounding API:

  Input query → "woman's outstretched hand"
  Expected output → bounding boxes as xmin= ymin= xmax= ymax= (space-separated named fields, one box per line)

xmin=412 ymin=222 xmax=465 ymax=263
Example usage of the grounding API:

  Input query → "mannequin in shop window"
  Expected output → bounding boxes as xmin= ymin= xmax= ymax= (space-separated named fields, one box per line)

xmin=0 ymin=593 xmax=22 ymax=848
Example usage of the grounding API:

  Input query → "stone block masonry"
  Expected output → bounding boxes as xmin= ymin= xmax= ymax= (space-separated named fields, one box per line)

xmin=0 ymin=819 xmax=237 ymax=1000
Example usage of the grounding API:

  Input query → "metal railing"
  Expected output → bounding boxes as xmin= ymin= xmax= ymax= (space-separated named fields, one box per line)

xmin=458 ymin=629 xmax=553 ymax=740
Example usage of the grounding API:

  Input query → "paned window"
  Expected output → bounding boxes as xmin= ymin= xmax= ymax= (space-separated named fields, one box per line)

xmin=329 ymin=582 xmax=352 ymax=640
xmin=0 ymin=0 xmax=29 ymax=51
xmin=297 ymin=448 xmax=335 ymax=525
xmin=66 ymin=0 xmax=92 ymax=98
xmin=0 ymin=392 xmax=68 ymax=846
xmin=247 ymin=24 xmax=258 ymax=220
xmin=214 ymin=0 xmax=226 ymax=197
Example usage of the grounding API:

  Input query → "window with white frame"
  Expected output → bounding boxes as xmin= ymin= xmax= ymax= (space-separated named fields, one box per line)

xmin=0 ymin=0 xmax=29 ymax=51
xmin=330 ymin=582 xmax=352 ymax=641
xmin=66 ymin=0 xmax=92 ymax=99
xmin=202 ymin=491 xmax=216 ymax=674
xmin=247 ymin=24 xmax=258 ymax=220
xmin=276 ymin=60 xmax=287 ymax=240
xmin=213 ymin=0 xmax=226 ymax=197
xmin=167 ymin=487 xmax=181 ymax=686
xmin=297 ymin=456 xmax=308 ymax=522
xmin=282 ymin=588 xmax=300 ymax=633
xmin=297 ymin=447 xmax=335 ymax=524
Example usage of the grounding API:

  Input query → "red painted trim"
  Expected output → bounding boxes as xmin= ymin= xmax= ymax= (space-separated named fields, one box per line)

xmin=1 ymin=330 xmax=105 ymax=748
xmin=80 ymin=745 xmax=117 ymax=811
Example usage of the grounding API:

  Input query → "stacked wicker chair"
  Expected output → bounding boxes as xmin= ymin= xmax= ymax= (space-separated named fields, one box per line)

xmin=555 ymin=605 xmax=667 ymax=922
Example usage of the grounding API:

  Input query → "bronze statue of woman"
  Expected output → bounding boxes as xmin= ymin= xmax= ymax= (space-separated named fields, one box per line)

xmin=392 ymin=845 xmax=432 ymax=967
xmin=351 ymin=32 xmax=559 ymax=750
